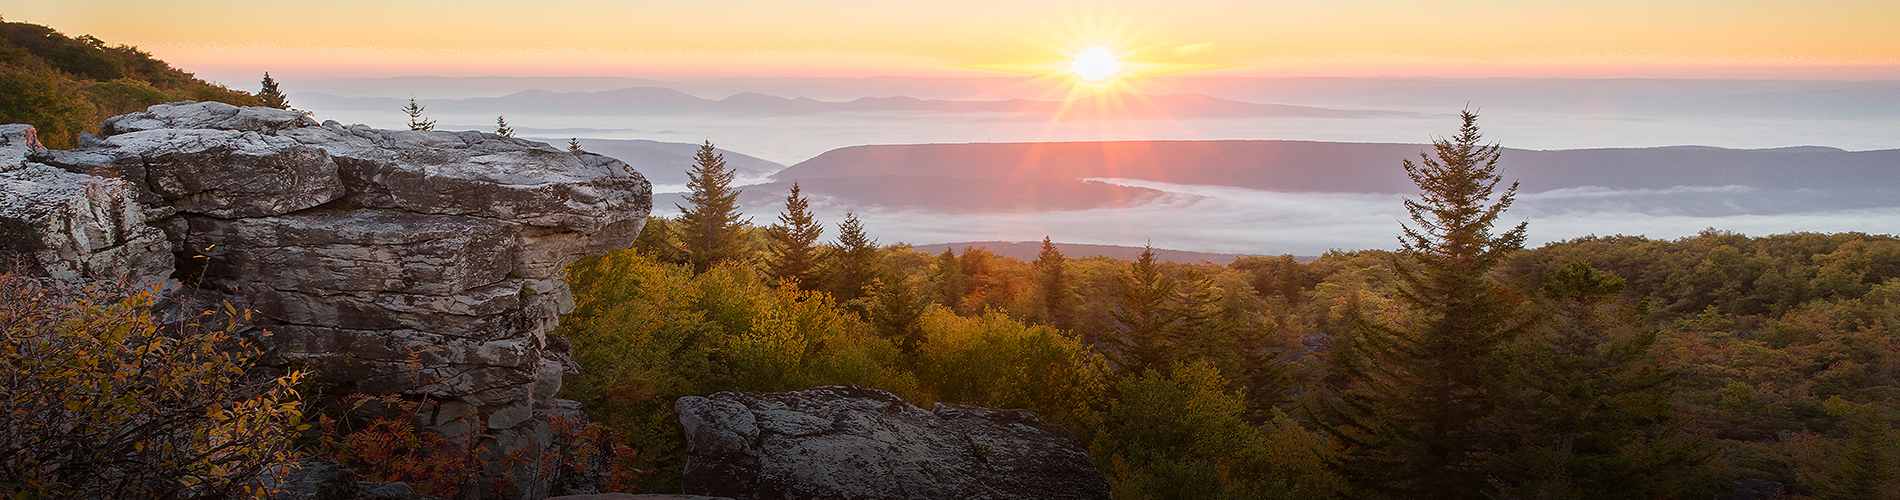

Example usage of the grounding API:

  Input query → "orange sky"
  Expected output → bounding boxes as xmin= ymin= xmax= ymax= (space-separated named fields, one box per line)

xmin=9 ymin=0 xmax=1900 ymax=82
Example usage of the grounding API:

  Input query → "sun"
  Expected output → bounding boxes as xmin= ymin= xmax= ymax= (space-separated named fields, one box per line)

xmin=1068 ymin=46 xmax=1124 ymax=82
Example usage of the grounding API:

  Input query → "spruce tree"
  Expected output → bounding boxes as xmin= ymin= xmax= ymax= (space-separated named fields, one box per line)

xmin=959 ymin=247 xmax=998 ymax=311
xmin=1331 ymin=110 xmax=1530 ymax=499
xmin=866 ymin=276 xmax=928 ymax=354
xmin=1497 ymin=261 xmax=1698 ymax=499
xmin=402 ymin=98 xmax=434 ymax=131
xmin=632 ymin=216 xmax=689 ymax=265
xmin=827 ymin=212 xmax=878 ymax=304
xmin=494 ymin=115 xmax=514 ymax=137
xmin=676 ymin=140 xmax=751 ymax=273
xmin=932 ymin=249 xmax=968 ymax=311
xmin=1803 ymin=400 xmax=1900 ymax=500
xmin=1033 ymin=236 xmax=1074 ymax=329
xmin=1105 ymin=245 xmax=1185 ymax=377
xmin=767 ymin=182 xmax=824 ymax=289
xmin=568 ymin=138 xmax=583 ymax=152
xmin=257 ymin=72 xmax=288 ymax=109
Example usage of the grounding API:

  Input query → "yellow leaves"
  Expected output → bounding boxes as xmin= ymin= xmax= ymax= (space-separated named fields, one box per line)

xmin=1 ymin=275 xmax=304 ymax=497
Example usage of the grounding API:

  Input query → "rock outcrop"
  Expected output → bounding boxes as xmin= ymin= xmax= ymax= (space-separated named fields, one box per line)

xmin=676 ymin=386 xmax=1110 ymax=500
xmin=3 ymin=101 xmax=653 ymax=498
xmin=1 ymin=124 xmax=173 ymax=282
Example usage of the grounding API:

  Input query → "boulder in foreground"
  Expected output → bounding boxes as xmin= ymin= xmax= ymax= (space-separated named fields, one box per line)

xmin=676 ymin=385 xmax=1109 ymax=500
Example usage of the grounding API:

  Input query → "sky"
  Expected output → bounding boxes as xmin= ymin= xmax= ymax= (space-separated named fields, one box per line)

xmin=10 ymin=0 xmax=1900 ymax=84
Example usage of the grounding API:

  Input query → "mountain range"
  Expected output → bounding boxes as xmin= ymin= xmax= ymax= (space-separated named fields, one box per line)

xmin=293 ymin=88 xmax=1414 ymax=120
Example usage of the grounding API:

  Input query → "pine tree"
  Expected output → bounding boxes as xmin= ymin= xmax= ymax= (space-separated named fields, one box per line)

xmin=866 ymin=276 xmax=928 ymax=354
xmin=1498 ymin=261 xmax=1697 ymax=499
xmin=1331 ymin=110 xmax=1530 ymax=499
xmin=402 ymin=98 xmax=434 ymax=131
xmin=767 ymin=182 xmax=824 ymax=289
xmin=568 ymin=138 xmax=583 ymax=152
xmin=1105 ymin=245 xmax=1185 ymax=377
xmin=676 ymin=141 xmax=751 ymax=273
xmin=1033 ymin=236 xmax=1074 ymax=329
xmin=632 ymin=216 xmax=689 ymax=265
xmin=494 ymin=115 xmax=514 ymax=137
xmin=1803 ymin=400 xmax=1900 ymax=500
xmin=257 ymin=72 xmax=288 ymax=109
xmin=932 ymin=249 xmax=968 ymax=311
xmin=827 ymin=212 xmax=879 ymax=304
xmin=959 ymin=247 xmax=998 ymax=312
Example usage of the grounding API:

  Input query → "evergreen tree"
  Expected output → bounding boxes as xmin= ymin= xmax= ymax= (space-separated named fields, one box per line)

xmin=1033 ymin=236 xmax=1074 ymax=329
xmin=1330 ymin=110 xmax=1530 ymax=499
xmin=568 ymin=138 xmax=583 ymax=152
xmin=632 ymin=216 xmax=689 ymax=265
xmin=676 ymin=141 xmax=751 ymax=273
xmin=494 ymin=115 xmax=514 ymax=137
xmin=257 ymin=72 xmax=288 ymax=109
xmin=402 ymin=98 xmax=434 ymax=131
xmin=932 ymin=249 xmax=968 ymax=311
xmin=1105 ymin=246 xmax=1185 ymax=377
xmin=866 ymin=276 xmax=929 ymax=354
xmin=1801 ymin=399 xmax=1900 ymax=500
xmin=827 ymin=212 xmax=879 ymax=304
xmin=1498 ymin=261 xmax=1698 ymax=499
xmin=959 ymin=247 xmax=999 ymax=312
xmin=767 ymin=182 xmax=824 ymax=289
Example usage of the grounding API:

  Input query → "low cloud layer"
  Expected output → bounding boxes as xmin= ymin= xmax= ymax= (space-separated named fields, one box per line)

xmin=661 ymin=178 xmax=1900 ymax=257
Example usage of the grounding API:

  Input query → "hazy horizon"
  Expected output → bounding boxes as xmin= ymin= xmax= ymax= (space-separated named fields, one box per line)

xmin=12 ymin=1 xmax=1894 ymax=255
xmin=251 ymin=73 xmax=1899 ymax=256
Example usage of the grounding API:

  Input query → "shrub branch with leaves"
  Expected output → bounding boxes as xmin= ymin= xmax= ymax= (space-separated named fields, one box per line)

xmin=0 ymin=276 xmax=307 ymax=499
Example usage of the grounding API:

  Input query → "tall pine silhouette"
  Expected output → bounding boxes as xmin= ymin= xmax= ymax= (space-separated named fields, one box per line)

xmin=767 ymin=182 xmax=823 ymax=288
xmin=676 ymin=141 xmax=751 ymax=273
xmin=1331 ymin=110 xmax=1530 ymax=499
xmin=1105 ymin=245 xmax=1185 ymax=377
xmin=827 ymin=212 xmax=878 ymax=305
xmin=1033 ymin=236 xmax=1073 ymax=329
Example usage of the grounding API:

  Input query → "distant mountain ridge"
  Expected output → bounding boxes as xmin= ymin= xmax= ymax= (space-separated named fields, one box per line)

xmin=541 ymin=138 xmax=783 ymax=186
xmin=291 ymin=88 xmax=1415 ymax=120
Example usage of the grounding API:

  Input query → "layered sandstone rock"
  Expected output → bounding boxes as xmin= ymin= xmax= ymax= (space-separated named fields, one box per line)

xmin=676 ymin=386 xmax=1111 ymax=500
xmin=4 ymin=101 xmax=652 ymax=498
xmin=25 ymin=102 xmax=651 ymax=427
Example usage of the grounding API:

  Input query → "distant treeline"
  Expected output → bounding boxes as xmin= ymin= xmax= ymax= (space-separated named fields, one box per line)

xmin=0 ymin=18 xmax=268 ymax=148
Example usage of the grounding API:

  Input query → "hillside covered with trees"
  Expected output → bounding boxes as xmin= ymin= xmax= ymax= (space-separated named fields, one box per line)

xmin=567 ymin=125 xmax=1900 ymax=498
xmin=0 ymin=17 xmax=274 ymax=148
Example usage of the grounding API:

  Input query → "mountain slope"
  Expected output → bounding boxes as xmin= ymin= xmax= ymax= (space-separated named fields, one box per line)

xmin=0 ymin=19 xmax=266 ymax=147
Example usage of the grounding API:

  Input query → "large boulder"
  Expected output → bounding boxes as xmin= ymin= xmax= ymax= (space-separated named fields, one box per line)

xmin=675 ymin=386 xmax=1110 ymax=500
xmin=4 ymin=101 xmax=653 ymax=498
xmin=44 ymin=102 xmax=653 ymax=428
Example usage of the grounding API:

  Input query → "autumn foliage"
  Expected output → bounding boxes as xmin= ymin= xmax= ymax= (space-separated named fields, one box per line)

xmin=0 ymin=275 xmax=306 ymax=499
